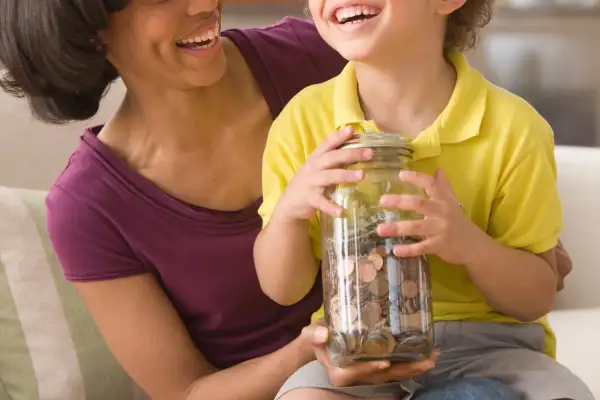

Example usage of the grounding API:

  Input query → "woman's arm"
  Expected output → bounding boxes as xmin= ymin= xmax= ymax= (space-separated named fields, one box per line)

xmin=76 ymin=273 xmax=315 ymax=400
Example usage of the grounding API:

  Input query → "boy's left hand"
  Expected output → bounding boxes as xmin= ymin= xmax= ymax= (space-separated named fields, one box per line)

xmin=377 ymin=169 xmax=485 ymax=265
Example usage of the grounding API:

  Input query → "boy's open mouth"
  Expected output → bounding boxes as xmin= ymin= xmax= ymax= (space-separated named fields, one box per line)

xmin=332 ymin=5 xmax=382 ymax=25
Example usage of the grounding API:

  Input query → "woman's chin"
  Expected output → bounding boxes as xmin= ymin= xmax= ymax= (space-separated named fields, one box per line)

xmin=183 ymin=49 xmax=228 ymax=88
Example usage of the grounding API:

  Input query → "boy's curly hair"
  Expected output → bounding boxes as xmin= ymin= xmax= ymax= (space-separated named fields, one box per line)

xmin=445 ymin=0 xmax=494 ymax=51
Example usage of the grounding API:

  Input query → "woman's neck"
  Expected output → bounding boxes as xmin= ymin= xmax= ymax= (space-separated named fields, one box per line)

xmin=355 ymin=47 xmax=456 ymax=138
xmin=101 ymin=38 xmax=256 ymax=156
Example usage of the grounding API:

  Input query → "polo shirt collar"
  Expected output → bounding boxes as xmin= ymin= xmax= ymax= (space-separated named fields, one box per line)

xmin=332 ymin=51 xmax=488 ymax=161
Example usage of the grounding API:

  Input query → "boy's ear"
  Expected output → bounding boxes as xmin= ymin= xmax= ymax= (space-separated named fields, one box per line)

xmin=437 ymin=0 xmax=467 ymax=16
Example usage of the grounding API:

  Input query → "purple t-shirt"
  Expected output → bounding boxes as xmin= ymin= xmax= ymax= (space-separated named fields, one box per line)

xmin=46 ymin=17 xmax=346 ymax=369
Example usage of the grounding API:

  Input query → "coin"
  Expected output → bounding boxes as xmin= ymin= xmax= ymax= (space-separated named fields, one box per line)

xmin=403 ymin=297 xmax=420 ymax=314
xmin=403 ymin=313 xmax=423 ymax=330
xmin=329 ymin=332 xmax=347 ymax=356
xmin=358 ymin=260 xmax=377 ymax=283
xmin=362 ymin=336 xmax=388 ymax=357
xmin=331 ymin=311 xmax=342 ymax=331
xmin=369 ymin=277 xmax=389 ymax=298
xmin=347 ymin=304 xmax=358 ymax=322
xmin=368 ymin=252 xmax=384 ymax=270
xmin=362 ymin=301 xmax=383 ymax=327
xmin=401 ymin=280 xmax=419 ymax=298
xmin=372 ymin=246 xmax=388 ymax=257
xmin=339 ymin=259 xmax=355 ymax=278
xmin=345 ymin=333 xmax=359 ymax=353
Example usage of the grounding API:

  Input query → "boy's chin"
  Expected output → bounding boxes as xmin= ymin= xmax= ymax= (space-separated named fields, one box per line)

xmin=336 ymin=46 xmax=380 ymax=64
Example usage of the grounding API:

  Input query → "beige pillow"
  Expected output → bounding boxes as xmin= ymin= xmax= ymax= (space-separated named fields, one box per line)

xmin=0 ymin=186 xmax=141 ymax=400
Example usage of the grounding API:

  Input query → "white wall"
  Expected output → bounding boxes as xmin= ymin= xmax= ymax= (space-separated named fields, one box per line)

xmin=2 ymin=10 xmax=599 ymax=190
xmin=0 ymin=11 xmax=291 ymax=191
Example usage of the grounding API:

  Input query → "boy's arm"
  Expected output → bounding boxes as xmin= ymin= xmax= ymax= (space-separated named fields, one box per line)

xmin=464 ymin=121 xmax=561 ymax=322
xmin=254 ymin=112 xmax=323 ymax=306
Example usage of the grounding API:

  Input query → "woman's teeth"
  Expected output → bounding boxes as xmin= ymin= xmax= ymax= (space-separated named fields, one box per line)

xmin=335 ymin=5 xmax=380 ymax=24
xmin=177 ymin=24 xmax=220 ymax=49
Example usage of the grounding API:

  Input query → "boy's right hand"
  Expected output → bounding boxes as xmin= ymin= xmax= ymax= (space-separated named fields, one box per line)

xmin=272 ymin=126 xmax=373 ymax=222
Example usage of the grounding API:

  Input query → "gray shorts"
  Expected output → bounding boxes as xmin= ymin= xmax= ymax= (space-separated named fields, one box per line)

xmin=276 ymin=322 xmax=594 ymax=400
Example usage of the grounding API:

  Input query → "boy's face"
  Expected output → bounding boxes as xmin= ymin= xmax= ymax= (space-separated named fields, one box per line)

xmin=308 ymin=0 xmax=465 ymax=63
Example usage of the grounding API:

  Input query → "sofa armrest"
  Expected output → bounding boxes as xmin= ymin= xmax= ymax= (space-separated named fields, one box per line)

xmin=548 ymin=308 xmax=600 ymax=399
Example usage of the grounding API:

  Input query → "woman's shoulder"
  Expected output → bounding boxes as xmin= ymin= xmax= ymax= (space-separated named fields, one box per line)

xmin=46 ymin=129 xmax=150 ymax=282
xmin=223 ymin=17 xmax=347 ymax=117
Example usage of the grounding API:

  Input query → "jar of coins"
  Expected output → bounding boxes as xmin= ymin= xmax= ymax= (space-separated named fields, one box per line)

xmin=320 ymin=132 xmax=434 ymax=367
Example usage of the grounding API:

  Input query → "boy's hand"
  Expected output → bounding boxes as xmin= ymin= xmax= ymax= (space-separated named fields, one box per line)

xmin=272 ymin=126 xmax=372 ymax=222
xmin=377 ymin=169 xmax=486 ymax=265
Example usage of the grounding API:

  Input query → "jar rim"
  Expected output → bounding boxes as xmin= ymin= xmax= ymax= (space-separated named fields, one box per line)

xmin=341 ymin=132 xmax=414 ymax=153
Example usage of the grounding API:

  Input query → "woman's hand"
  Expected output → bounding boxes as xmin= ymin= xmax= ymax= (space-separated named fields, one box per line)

xmin=377 ymin=169 xmax=485 ymax=265
xmin=301 ymin=322 xmax=438 ymax=387
xmin=272 ymin=126 xmax=372 ymax=222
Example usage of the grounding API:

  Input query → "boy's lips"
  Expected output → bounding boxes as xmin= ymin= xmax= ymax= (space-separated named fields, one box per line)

xmin=328 ymin=2 xmax=382 ymax=25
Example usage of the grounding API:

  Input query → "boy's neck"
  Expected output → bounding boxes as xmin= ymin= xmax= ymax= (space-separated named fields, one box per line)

xmin=355 ymin=48 xmax=457 ymax=138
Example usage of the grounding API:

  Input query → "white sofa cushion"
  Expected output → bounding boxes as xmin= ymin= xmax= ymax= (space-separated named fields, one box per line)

xmin=0 ymin=187 xmax=140 ymax=400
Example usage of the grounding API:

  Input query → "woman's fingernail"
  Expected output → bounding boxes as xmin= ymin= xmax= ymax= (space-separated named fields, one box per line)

xmin=362 ymin=149 xmax=373 ymax=159
xmin=314 ymin=326 xmax=328 ymax=342
xmin=345 ymin=126 xmax=354 ymax=134
xmin=399 ymin=171 xmax=413 ymax=179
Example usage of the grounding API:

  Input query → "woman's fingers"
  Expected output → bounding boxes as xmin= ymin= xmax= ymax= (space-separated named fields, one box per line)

xmin=328 ymin=360 xmax=391 ymax=387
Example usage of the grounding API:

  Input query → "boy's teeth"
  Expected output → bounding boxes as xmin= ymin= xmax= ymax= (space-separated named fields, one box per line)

xmin=335 ymin=5 xmax=380 ymax=24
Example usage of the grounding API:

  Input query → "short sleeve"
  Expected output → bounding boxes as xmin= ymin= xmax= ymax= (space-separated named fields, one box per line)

xmin=46 ymin=186 xmax=147 ymax=282
xmin=488 ymin=121 xmax=562 ymax=254
xmin=258 ymin=108 xmax=322 ymax=260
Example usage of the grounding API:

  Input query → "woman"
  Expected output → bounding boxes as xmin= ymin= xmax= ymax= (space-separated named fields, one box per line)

xmin=0 ymin=1 xmax=572 ymax=399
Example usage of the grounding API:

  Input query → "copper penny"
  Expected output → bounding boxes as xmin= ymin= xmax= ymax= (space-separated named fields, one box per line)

xmin=362 ymin=337 xmax=388 ymax=357
xmin=373 ymin=246 xmax=387 ymax=257
xmin=339 ymin=259 xmax=355 ymax=278
xmin=347 ymin=304 xmax=358 ymax=323
xmin=358 ymin=260 xmax=377 ymax=283
xmin=401 ymin=280 xmax=419 ymax=298
xmin=331 ymin=312 xmax=342 ymax=331
xmin=403 ymin=313 xmax=423 ymax=330
xmin=361 ymin=301 xmax=383 ymax=327
xmin=381 ymin=329 xmax=397 ymax=353
xmin=329 ymin=332 xmax=347 ymax=356
xmin=403 ymin=297 xmax=420 ymax=314
xmin=369 ymin=277 xmax=389 ymax=298
xmin=368 ymin=252 xmax=384 ymax=271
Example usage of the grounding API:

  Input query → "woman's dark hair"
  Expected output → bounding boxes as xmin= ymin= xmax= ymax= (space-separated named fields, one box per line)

xmin=0 ymin=0 xmax=127 ymax=124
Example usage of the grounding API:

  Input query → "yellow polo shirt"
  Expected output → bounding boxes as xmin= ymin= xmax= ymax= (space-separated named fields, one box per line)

xmin=259 ymin=51 xmax=562 ymax=358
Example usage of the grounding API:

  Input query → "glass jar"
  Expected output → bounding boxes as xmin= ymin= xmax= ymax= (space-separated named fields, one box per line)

xmin=320 ymin=132 xmax=434 ymax=367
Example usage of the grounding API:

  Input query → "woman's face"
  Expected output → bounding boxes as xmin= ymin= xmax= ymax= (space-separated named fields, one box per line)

xmin=102 ymin=0 xmax=225 ymax=90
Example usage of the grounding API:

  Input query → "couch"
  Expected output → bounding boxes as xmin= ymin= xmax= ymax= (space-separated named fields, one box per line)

xmin=0 ymin=145 xmax=598 ymax=400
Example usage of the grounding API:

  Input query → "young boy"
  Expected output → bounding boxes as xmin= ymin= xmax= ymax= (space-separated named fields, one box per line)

xmin=254 ymin=0 xmax=593 ymax=399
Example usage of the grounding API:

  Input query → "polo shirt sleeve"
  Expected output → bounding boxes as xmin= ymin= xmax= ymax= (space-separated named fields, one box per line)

xmin=488 ymin=118 xmax=562 ymax=254
xmin=258 ymin=105 xmax=323 ymax=260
